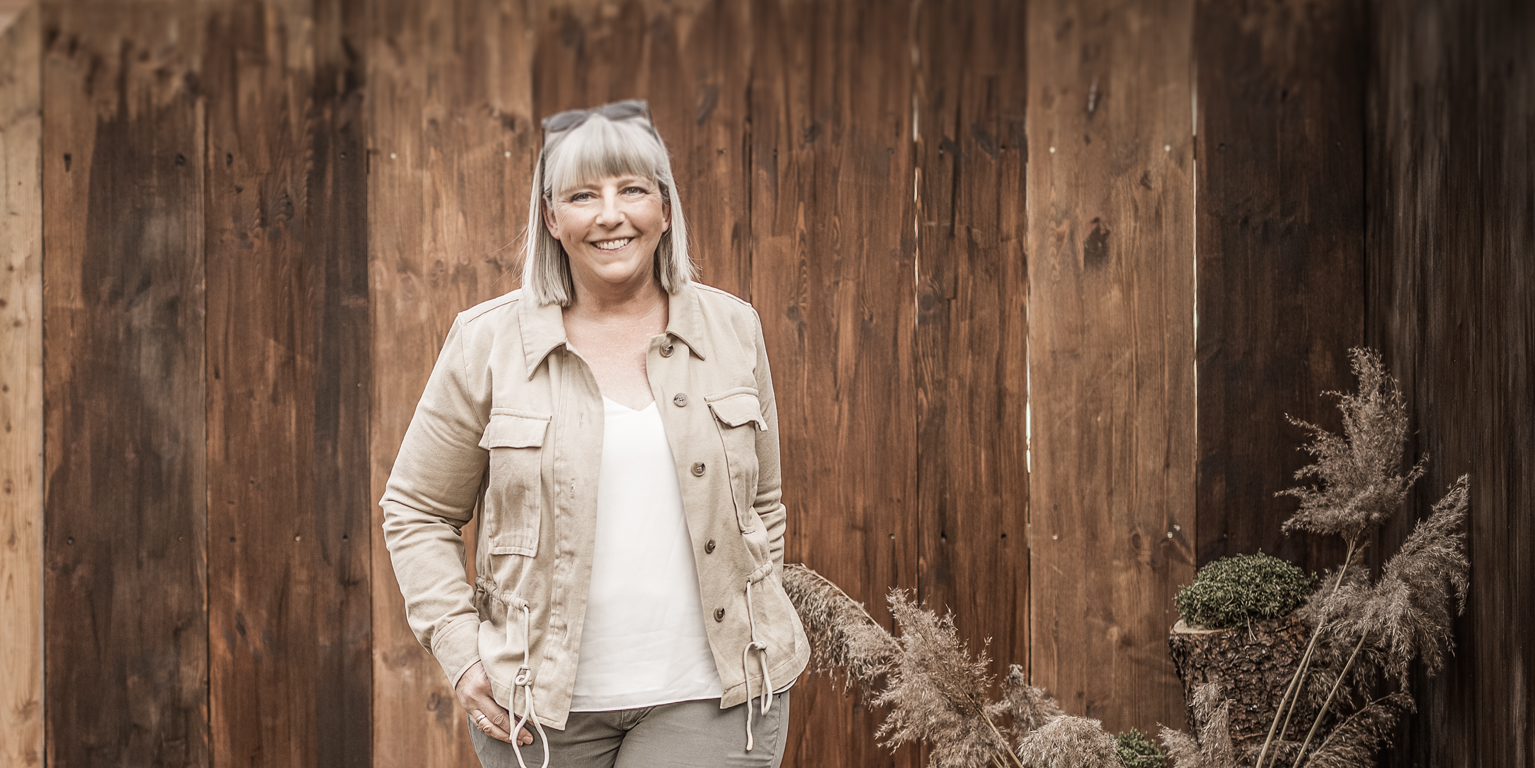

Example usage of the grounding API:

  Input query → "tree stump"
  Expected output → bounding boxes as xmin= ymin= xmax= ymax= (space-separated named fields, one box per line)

xmin=1167 ymin=618 xmax=1313 ymax=760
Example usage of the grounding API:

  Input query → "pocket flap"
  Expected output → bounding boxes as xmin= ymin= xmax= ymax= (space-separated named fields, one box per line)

xmin=479 ymin=412 xmax=549 ymax=449
xmin=707 ymin=392 xmax=767 ymax=431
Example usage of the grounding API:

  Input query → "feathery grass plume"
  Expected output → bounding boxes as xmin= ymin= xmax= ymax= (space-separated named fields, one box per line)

xmin=1001 ymin=664 xmax=1065 ymax=743
xmin=1155 ymin=683 xmax=1238 ymax=768
xmin=875 ymin=589 xmax=1013 ymax=768
xmin=1299 ymin=692 xmax=1413 ymax=768
xmin=1014 ymin=715 xmax=1119 ymax=768
xmin=1157 ymin=727 xmax=1201 ymax=768
xmin=1115 ymin=729 xmax=1167 ymax=768
xmin=1347 ymin=476 xmax=1470 ymax=683
xmin=1191 ymin=683 xmax=1236 ymax=768
xmin=781 ymin=564 xmax=900 ymax=694
xmin=1277 ymin=348 xmax=1426 ymax=541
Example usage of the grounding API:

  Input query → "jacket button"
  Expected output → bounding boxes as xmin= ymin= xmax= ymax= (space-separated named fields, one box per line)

xmin=714 ymin=607 xmax=726 ymax=622
xmin=673 ymin=392 xmax=689 ymax=407
xmin=691 ymin=462 xmax=706 ymax=477
xmin=705 ymin=539 xmax=716 ymax=554
xmin=661 ymin=343 xmax=675 ymax=358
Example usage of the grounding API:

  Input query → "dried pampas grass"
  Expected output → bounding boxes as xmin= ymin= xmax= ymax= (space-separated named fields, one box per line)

xmin=1001 ymin=665 xmax=1064 ymax=744
xmin=1350 ymin=476 xmax=1471 ymax=682
xmin=1158 ymin=683 xmax=1236 ymax=768
xmin=876 ymin=590 xmax=1013 ymax=767
xmin=781 ymin=563 xmax=899 ymax=694
xmin=1015 ymin=716 xmax=1119 ymax=768
xmin=1278 ymin=348 xmax=1426 ymax=542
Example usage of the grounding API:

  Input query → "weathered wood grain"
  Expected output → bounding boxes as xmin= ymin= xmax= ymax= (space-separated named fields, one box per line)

xmin=203 ymin=0 xmax=371 ymax=764
xmin=41 ymin=2 xmax=209 ymax=765
xmin=913 ymin=0 xmax=1030 ymax=704
xmin=1193 ymin=0 xmax=1363 ymax=575
xmin=532 ymin=0 xmax=752 ymax=298
xmin=1025 ymin=0 xmax=1196 ymax=735
xmin=1368 ymin=1 xmax=1535 ymax=765
xmin=0 ymin=5 xmax=42 ymax=766
xmin=749 ymin=1 xmax=920 ymax=765
xmin=368 ymin=0 xmax=531 ymax=763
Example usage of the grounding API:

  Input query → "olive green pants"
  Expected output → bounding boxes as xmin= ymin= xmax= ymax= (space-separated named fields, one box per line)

xmin=468 ymin=691 xmax=790 ymax=768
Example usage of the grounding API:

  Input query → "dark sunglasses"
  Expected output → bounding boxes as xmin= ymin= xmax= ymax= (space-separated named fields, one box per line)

xmin=540 ymin=99 xmax=656 ymax=137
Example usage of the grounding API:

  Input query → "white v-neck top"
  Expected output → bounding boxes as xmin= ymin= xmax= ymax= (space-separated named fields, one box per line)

xmin=569 ymin=395 xmax=725 ymax=711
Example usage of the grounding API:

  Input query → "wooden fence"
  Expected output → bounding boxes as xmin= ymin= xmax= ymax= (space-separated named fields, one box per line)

xmin=0 ymin=0 xmax=1529 ymax=766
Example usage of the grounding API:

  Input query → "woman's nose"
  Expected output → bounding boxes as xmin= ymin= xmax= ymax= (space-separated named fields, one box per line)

xmin=595 ymin=190 xmax=623 ymax=226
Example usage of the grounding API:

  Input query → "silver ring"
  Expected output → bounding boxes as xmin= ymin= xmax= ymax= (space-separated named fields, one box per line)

xmin=474 ymin=712 xmax=492 ymax=731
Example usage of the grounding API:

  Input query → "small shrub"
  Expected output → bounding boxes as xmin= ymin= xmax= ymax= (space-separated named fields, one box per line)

xmin=1114 ymin=728 xmax=1165 ymax=768
xmin=1174 ymin=552 xmax=1314 ymax=630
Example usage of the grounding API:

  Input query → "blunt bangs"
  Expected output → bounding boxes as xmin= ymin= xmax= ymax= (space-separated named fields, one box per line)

xmin=543 ymin=117 xmax=667 ymax=200
xmin=523 ymin=113 xmax=694 ymax=306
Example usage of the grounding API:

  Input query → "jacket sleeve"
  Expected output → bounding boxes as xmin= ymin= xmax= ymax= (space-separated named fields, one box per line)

xmin=750 ymin=309 xmax=788 ymax=573
xmin=380 ymin=316 xmax=490 ymax=691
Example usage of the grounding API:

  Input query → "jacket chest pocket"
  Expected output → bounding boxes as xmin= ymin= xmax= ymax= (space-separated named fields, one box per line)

xmin=706 ymin=389 xmax=767 ymax=531
xmin=479 ymin=411 xmax=549 ymax=557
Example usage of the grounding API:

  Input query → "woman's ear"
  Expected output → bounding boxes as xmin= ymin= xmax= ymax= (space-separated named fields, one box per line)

xmin=662 ymin=198 xmax=672 ymax=232
xmin=542 ymin=198 xmax=560 ymax=238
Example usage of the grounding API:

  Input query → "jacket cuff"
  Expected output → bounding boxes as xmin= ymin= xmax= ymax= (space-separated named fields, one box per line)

xmin=433 ymin=616 xmax=483 ymax=691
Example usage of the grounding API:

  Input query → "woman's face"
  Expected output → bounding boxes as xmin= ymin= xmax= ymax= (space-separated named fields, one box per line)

xmin=543 ymin=174 xmax=671 ymax=294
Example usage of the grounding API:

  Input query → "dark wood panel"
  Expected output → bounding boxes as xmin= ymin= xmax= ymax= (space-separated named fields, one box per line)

xmin=1367 ymin=1 xmax=1535 ymax=766
xmin=367 ymin=0 xmax=531 ymax=764
xmin=203 ymin=0 xmax=370 ymax=764
xmin=531 ymin=0 xmax=752 ymax=297
xmin=1192 ymin=0 xmax=1364 ymax=574
xmin=0 ymin=5 xmax=42 ymax=766
xmin=41 ymin=3 xmax=209 ymax=765
xmin=1025 ymin=0 xmax=1196 ymax=735
xmin=913 ymin=0 xmax=1030 ymax=701
xmin=748 ymin=1 xmax=920 ymax=765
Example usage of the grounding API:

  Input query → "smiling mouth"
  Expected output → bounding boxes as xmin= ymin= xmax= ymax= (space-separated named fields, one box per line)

xmin=593 ymin=238 xmax=633 ymax=251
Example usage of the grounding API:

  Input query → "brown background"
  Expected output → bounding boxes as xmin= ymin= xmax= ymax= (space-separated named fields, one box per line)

xmin=0 ymin=0 xmax=1529 ymax=766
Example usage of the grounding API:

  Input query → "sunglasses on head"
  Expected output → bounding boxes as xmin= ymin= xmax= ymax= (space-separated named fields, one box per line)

xmin=540 ymin=99 xmax=656 ymax=137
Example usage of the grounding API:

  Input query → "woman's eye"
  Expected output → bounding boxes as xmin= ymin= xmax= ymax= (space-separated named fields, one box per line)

xmin=569 ymin=192 xmax=593 ymax=202
xmin=624 ymin=186 xmax=647 ymax=195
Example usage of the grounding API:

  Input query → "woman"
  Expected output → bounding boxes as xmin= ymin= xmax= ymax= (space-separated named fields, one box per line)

xmin=380 ymin=100 xmax=809 ymax=768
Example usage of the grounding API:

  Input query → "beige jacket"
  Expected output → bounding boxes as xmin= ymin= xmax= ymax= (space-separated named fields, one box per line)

xmin=380 ymin=281 xmax=810 ymax=730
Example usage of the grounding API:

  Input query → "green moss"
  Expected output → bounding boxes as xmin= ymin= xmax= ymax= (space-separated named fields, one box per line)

xmin=1174 ymin=552 xmax=1315 ymax=630
xmin=1115 ymin=729 xmax=1165 ymax=768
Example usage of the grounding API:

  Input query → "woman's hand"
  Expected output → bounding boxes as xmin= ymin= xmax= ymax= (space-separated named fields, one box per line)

xmin=455 ymin=660 xmax=533 ymax=746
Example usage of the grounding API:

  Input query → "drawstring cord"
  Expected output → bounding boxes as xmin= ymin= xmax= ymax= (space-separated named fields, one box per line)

xmin=741 ymin=578 xmax=773 ymax=751
xmin=509 ymin=603 xmax=550 ymax=768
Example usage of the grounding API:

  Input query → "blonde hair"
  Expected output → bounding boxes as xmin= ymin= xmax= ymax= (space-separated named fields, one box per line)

xmin=522 ymin=113 xmax=693 ymax=305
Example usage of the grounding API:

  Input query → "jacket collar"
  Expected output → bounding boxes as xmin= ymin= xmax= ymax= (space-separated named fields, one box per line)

xmin=520 ymin=281 xmax=712 ymax=378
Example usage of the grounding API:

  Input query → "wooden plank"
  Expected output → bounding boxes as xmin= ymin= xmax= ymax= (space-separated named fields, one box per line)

xmin=0 ymin=5 xmax=42 ymax=766
xmin=1025 ymin=0 xmax=1196 ymax=735
xmin=41 ymin=2 xmax=209 ymax=765
xmin=531 ymin=0 xmax=752 ymax=297
xmin=1192 ymin=0 xmax=1363 ymax=574
xmin=1368 ymin=1 xmax=1535 ymax=765
xmin=748 ymin=1 xmax=919 ymax=765
xmin=368 ymin=0 xmax=532 ymax=764
xmin=913 ymin=0 xmax=1030 ymax=704
xmin=203 ymin=0 xmax=371 ymax=764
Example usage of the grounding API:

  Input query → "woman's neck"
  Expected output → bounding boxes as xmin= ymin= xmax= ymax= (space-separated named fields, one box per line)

xmin=564 ymin=277 xmax=667 ymax=328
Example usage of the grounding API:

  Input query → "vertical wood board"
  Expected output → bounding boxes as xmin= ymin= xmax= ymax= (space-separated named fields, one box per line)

xmin=1025 ymin=0 xmax=1196 ymax=734
xmin=41 ymin=3 xmax=209 ymax=765
xmin=203 ymin=0 xmax=372 ymax=765
xmin=1192 ymin=0 xmax=1364 ymax=574
xmin=0 ymin=5 xmax=42 ymax=766
xmin=913 ymin=0 xmax=1031 ymax=691
xmin=1368 ymin=0 xmax=1535 ymax=765
xmin=368 ymin=0 xmax=532 ymax=763
xmin=749 ymin=0 xmax=920 ymax=764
